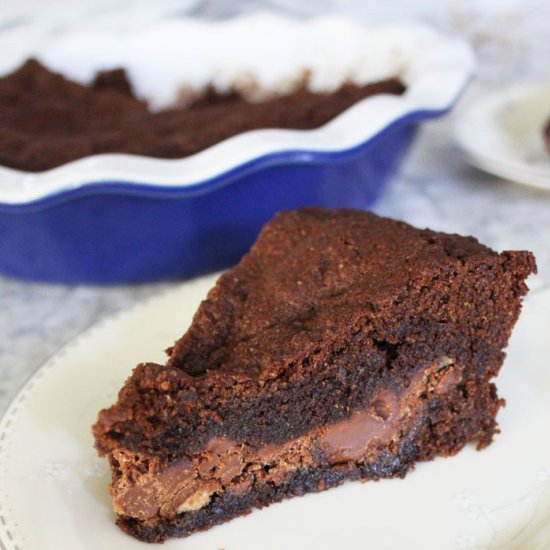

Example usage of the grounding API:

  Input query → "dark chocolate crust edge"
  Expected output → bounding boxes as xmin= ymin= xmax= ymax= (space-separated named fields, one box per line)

xmin=116 ymin=374 xmax=501 ymax=543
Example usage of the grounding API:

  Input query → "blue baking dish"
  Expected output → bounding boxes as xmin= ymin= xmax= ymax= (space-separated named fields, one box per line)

xmin=0 ymin=15 xmax=474 ymax=284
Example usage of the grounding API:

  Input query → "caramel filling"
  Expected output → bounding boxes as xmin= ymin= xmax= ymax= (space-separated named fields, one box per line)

xmin=109 ymin=357 xmax=461 ymax=521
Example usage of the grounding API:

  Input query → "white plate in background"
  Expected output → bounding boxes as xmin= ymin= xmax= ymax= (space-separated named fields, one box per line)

xmin=0 ymin=275 xmax=549 ymax=550
xmin=455 ymin=83 xmax=550 ymax=190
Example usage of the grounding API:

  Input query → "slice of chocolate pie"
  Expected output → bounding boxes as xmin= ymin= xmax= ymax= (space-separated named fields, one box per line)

xmin=93 ymin=208 xmax=536 ymax=543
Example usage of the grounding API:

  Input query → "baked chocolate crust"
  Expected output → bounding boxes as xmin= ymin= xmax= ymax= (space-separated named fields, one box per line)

xmin=92 ymin=208 xmax=536 ymax=542
xmin=0 ymin=59 xmax=405 ymax=171
xmin=116 ymin=373 xmax=500 ymax=543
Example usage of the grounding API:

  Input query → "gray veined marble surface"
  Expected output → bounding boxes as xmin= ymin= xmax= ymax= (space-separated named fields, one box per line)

xmin=1 ymin=0 xmax=550 ymax=415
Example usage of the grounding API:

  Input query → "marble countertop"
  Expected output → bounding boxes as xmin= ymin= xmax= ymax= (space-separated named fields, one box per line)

xmin=1 ymin=0 xmax=550 ymax=414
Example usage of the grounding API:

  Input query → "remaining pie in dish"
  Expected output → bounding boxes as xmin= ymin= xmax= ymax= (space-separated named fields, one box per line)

xmin=93 ymin=208 xmax=536 ymax=542
xmin=0 ymin=59 xmax=405 ymax=172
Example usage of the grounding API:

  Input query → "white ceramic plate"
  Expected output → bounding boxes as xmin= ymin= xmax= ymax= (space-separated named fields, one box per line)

xmin=455 ymin=84 xmax=550 ymax=190
xmin=1 ymin=276 xmax=549 ymax=550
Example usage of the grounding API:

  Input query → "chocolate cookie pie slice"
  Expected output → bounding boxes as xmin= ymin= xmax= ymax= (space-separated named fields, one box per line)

xmin=93 ymin=208 xmax=535 ymax=542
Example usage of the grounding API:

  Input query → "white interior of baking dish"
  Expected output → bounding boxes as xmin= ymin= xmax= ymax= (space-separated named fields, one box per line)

xmin=0 ymin=13 xmax=475 ymax=204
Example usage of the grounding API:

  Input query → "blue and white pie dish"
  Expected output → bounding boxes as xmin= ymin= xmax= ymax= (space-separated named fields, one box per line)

xmin=0 ymin=14 xmax=474 ymax=284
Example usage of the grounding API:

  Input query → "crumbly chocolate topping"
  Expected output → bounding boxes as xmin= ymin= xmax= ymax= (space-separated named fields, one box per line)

xmin=0 ymin=59 xmax=405 ymax=171
xmin=544 ymin=116 xmax=550 ymax=154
